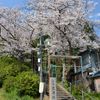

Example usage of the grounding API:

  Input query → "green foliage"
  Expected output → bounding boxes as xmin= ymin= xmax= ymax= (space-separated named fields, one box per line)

xmin=90 ymin=93 xmax=100 ymax=100
xmin=0 ymin=55 xmax=40 ymax=99
xmin=15 ymin=71 xmax=39 ymax=98
xmin=0 ymin=56 xmax=17 ymax=67
xmin=72 ymin=47 xmax=80 ymax=55
xmin=3 ymin=71 xmax=39 ymax=98
xmin=3 ymin=76 xmax=16 ymax=92
xmin=21 ymin=95 xmax=35 ymax=100
xmin=16 ymin=71 xmax=39 ymax=97
xmin=56 ymin=67 xmax=62 ymax=81
xmin=31 ymin=34 xmax=50 ymax=48
xmin=31 ymin=39 xmax=39 ymax=48
xmin=83 ymin=22 xmax=94 ymax=33
xmin=3 ymin=89 xmax=21 ymax=100
xmin=64 ymin=81 xmax=100 ymax=100
xmin=42 ymin=49 xmax=48 ymax=71
xmin=42 ymin=34 xmax=50 ymax=41
xmin=0 ymin=56 xmax=29 ymax=87
xmin=1 ymin=89 xmax=35 ymax=100
xmin=89 ymin=35 xmax=95 ymax=41
xmin=0 ymin=63 xmax=29 ymax=78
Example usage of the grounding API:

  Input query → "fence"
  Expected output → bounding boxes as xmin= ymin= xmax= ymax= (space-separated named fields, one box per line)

xmin=63 ymin=81 xmax=99 ymax=100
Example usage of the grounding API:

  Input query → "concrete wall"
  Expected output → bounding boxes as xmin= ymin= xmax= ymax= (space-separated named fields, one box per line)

xmin=94 ymin=78 xmax=100 ymax=93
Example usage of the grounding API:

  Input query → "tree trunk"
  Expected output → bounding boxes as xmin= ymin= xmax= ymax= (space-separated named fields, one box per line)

xmin=31 ymin=50 xmax=38 ymax=72
xmin=67 ymin=39 xmax=73 ymax=65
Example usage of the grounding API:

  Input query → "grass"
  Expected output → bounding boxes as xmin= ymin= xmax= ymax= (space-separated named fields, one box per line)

xmin=63 ymin=81 xmax=100 ymax=100
xmin=0 ymin=89 xmax=6 ymax=100
xmin=0 ymin=56 xmax=39 ymax=100
xmin=0 ymin=88 xmax=39 ymax=100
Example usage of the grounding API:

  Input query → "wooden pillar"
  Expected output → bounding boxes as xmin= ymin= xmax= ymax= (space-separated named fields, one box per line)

xmin=97 ymin=50 xmax=100 ymax=69
xmin=74 ymin=61 xmax=77 ymax=73
xmin=31 ymin=50 xmax=37 ymax=72
xmin=47 ymin=50 xmax=51 ymax=100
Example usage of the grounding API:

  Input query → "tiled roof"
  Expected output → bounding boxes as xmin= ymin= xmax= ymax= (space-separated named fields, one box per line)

xmin=92 ymin=71 xmax=100 ymax=78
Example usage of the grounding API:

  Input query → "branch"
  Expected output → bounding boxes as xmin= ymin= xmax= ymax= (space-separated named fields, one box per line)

xmin=0 ymin=26 xmax=11 ymax=45
xmin=27 ymin=24 xmax=35 ymax=44
xmin=0 ymin=23 xmax=17 ymax=40
xmin=52 ymin=22 xmax=72 ymax=49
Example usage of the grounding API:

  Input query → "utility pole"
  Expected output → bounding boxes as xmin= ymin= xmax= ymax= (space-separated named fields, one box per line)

xmin=31 ymin=50 xmax=35 ymax=72
xmin=38 ymin=33 xmax=44 ymax=100
xmin=80 ymin=56 xmax=83 ymax=78
xmin=62 ymin=63 xmax=65 ymax=87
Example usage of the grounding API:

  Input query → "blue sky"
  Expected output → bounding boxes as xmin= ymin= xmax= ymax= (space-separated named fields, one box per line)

xmin=0 ymin=0 xmax=27 ymax=8
xmin=89 ymin=0 xmax=100 ymax=36
xmin=91 ymin=0 xmax=100 ymax=20
xmin=0 ymin=0 xmax=100 ymax=36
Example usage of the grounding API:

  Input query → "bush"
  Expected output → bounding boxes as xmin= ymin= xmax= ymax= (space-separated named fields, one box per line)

xmin=0 ymin=56 xmax=29 ymax=87
xmin=0 ymin=56 xmax=17 ymax=67
xmin=0 ymin=56 xmax=40 ymax=98
xmin=15 ymin=71 xmax=39 ymax=98
xmin=3 ymin=76 xmax=16 ymax=92
xmin=0 ymin=88 xmax=36 ymax=100
xmin=3 ymin=89 xmax=20 ymax=100
xmin=21 ymin=95 xmax=35 ymax=100
xmin=3 ymin=71 xmax=39 ymax=98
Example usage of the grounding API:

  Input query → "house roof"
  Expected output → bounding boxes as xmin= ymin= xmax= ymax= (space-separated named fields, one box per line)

xmin=74 ymin=63 xmax=92 ymax=75
xmin=78 ymin=47 xmax=100 ymax=55
xmin=92 ymin=71 xmax=100 ymax=78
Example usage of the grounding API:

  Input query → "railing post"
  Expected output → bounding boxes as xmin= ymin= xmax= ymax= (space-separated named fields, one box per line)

xmin=82 ymin=90 xmax=84 ymax=100
xmin=70 ymin=82 xmax=72 ymax=94
xmin=62 ymin=63 xmax=65 ymax=87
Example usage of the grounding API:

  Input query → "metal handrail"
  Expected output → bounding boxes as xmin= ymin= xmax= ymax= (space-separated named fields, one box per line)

xmin=63 ymin=81 xmax=97 ymax=100
xmin=56 ymin=83 xmax=77 ymax=100
xmin=82 ymin=91 xmax=94 ymax=100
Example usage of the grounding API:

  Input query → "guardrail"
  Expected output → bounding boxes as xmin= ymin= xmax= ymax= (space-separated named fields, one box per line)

xmin=63 ymin=81 xmax=98 ymax=100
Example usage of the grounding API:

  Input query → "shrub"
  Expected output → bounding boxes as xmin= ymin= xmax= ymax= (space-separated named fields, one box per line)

xmin=0 ymin=88 xmax=36 ymax=100
xmin=15 ymin=71 xmax=39 ymax=98
xmin=3 ymin=71 xmax=39 ymax=98
xmin=3 ymin=89 xmax=21 ymax=100
xmin=0 ymin=56 xmax=40 ymax=98
xmin=21 ymin=95 xmax=34 ymax=100
xmin=0 ymin=56 xmax=29 ymax=87
xmin=3 ymin=76 xmax=16 ymax=92
xmin=0 ymin=56 xmax=17 ymax=67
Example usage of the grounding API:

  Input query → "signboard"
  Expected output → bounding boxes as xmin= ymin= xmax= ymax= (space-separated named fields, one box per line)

xmin=38 ymin=66 xmax=40 ymax=72
xmin=50 ymin=64 xmax=56 ymax=77
xmin=39 ymin=82 xmax=44 ymax=93
xmin=38 ymin=58 xmax=41 ymax=63
xmin=50 ymin=77 xmax=57 ymax=100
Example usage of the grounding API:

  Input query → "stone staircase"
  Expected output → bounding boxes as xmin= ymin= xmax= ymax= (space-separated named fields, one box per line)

xmin=44 ymin=84 xmax=76 ymax=100
xmin=56 ymin=84 xmax=75 ymax=100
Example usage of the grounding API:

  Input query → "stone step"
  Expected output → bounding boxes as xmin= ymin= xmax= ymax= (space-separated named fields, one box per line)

xmin=57 ymin=98 xmax=74 ymax=99
xmin=45 ymin=84 xmax=76 ymax=100
xmin=57 ymin=95 xmax=74 ymax=98
xmin=56 ymin=85 xmax=75 ymax=100
xmin=57 ymin=93 xmax=67 ymax=96
xmin=57 ymin=98 xmax=74 ymax=100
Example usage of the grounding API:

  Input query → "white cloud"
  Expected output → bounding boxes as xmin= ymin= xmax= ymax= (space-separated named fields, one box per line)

xmin=94 ymin=2 xmax=98 ymax=6
xmin=89 ymin=15 xmax=93 ymax=18
xmin=96 ymin=13 xmax=100 ymax=17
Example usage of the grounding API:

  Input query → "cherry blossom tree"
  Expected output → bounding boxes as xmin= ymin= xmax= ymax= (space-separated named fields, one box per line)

xmin=0 ymin=8 xmax=35 ymax=59
xmin=0 ymin=0 xmax=99 ymax=59
xmin=26 ymin=0 xmax=99 ymax=55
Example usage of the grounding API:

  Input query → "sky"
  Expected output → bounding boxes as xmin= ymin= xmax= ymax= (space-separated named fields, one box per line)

xmin=90 ymin=0 xmax=100 ymax=20
xmin=0 ymin=0 xmax=27 ymax=8
xmin=91 ymin=0 xmax=100 ymax=36
xmin=0 ymin=0 xmax=100 ymax=36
